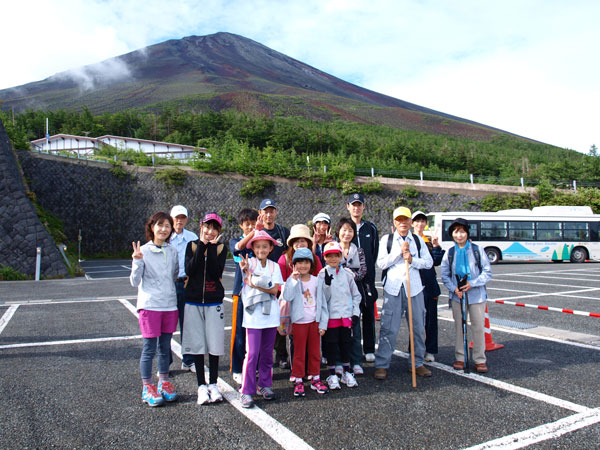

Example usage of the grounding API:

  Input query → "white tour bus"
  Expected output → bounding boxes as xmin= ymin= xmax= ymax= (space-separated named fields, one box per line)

xmin=427 ymin=206 xmax=600 ymax=264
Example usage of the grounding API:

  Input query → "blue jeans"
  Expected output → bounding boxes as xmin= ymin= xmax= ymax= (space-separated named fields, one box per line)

xmin=375 ymin=287 xmax=426 ymax=369
xmin=140 ymin=333 xmax=172 ymax=380
xmin=176 ymin=280 xmax=194 ymax=366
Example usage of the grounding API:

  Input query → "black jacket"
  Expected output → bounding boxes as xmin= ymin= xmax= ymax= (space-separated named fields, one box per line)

xmin=352 ymin=220 xmax=379 ymax=285
xmin=420 ymin=240 xmax=444 ymax=298
xmin=184 ymin=240 xmax=227 ymax=304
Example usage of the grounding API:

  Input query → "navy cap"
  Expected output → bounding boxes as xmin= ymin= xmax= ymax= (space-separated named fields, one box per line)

xmin=259 ymin=199 xmax=277 ymax=210
xmin=347 ymin=193 xmax=365 ymax=204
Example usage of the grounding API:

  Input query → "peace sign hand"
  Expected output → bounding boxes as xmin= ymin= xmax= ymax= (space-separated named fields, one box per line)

xmin=239 ymin=254 xmax=250 ymax=272
xmin=209 ymin=234 xmax=221 ymax=245
xmin=255 ymin=213 xmax=264 ymax=231
xmin=132 ymin=241 xmax=143 ymax=259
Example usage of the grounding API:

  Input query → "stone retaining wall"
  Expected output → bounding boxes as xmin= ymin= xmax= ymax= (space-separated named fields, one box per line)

xmin=17 ymin=152 xmax=488 ymax=256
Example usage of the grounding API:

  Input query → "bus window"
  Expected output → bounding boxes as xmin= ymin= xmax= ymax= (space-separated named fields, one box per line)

xmin=536 ymin=222 xmax=561 ymax=241
xmin=442 ymin=220 xmax=478 ymax=240
xmin=509 ymin=221 xmax=535 ymax=240
xmin=563 ymin=222 xmax=589 ymax=241
xmin=481 ymin=221 xmax=507 ymax=239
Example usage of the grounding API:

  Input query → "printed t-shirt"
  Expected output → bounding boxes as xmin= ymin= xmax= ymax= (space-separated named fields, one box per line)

xmin=242 ymin=260 xmax=283 ymax=329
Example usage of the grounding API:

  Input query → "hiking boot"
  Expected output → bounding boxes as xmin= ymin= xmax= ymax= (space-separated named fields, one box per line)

xmin=142 ymin=384 xmax=165 ymax=407
xmin=453 ymin=361 xmax=465 ymax=370
xmin=475 ymin=363 xmax=488 ymax=373
xmin=373 ymin=368 xmax=387 ymax=380
xmin=413 ymin=366 xmax=432 ymax=377
xmin=157 ymin=381 xmax=178 ymax=402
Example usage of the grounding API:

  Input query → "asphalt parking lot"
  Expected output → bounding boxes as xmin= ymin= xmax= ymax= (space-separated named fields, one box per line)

xmin=0 ymin=260 xmax=599 ymax=449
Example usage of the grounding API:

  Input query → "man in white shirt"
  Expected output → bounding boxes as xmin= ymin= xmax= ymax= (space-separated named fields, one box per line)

xmin=373 ymin=207 xmax=433 ymax=380
xmin=170 ymin=205 xmax=199 ymax=372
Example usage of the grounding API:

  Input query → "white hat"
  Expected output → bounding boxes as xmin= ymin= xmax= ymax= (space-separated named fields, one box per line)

xmin=312 ymin=212 xmax=331 ymax=224
xmin=170 ymin=205 xmax=188 ymax=218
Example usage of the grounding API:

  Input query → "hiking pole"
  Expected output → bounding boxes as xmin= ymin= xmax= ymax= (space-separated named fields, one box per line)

xmin=461 ymin=287 xmax=470 ymax=373
xmin=405 ymin=259 xmax=417 ymax=388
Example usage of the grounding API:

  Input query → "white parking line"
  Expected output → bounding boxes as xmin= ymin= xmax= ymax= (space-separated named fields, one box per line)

xmin=393 ymin=350 xmax=590 ymax=413
xmin=504 ymin=273 xmax=600 ymax=282
xmin=466 ymin=407 xmax=600 ymax=450
xmin=0 ymin=305 xmax=19 ymax=335
xmin=83 ymin=269 xmax=130 ymax=274
xmin=492 ymin=287 xmax=600 ymax=302
xmin=491 ymin=278 xmax=592 ymax=289
xmin=117 ymin=298 xmax=314 ymax=450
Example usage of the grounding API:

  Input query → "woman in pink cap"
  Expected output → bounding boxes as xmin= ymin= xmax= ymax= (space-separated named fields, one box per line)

xmin=238 ymin=230 xmax=284 ymax=408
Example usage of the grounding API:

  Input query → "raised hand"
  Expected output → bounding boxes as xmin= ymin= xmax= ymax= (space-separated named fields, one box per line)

xmin=239 ymin=254 xmax=249 ymax=273
xmin=209 ymin=234 xmax=221 ymax=245
xmin=255 ymin=213 xmax=264 ymax=231
xmin=291 ymin=267 xmax=300 ymax=280
xmin=131 ymin=241 xmax=143 ymax=259
xmin=199 ymin=227 xmax=208 ymax=244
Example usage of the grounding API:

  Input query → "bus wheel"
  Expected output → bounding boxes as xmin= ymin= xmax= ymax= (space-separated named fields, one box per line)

xmin=485 ymin=247 xmax=500 ymax=264
xmin=570 ymin=247 xmax=588 ymax=263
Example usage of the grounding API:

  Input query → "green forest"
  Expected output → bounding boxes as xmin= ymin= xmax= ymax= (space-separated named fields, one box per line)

xmin=2 ymin=107 xmax=599 ymax=186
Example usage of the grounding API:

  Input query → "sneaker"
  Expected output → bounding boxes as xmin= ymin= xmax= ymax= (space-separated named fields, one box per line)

xmin=289 ymin=375 xmax=296 ymax=383
xmin=157 ymin=380 xmax=178 ymax=402
xmin=335 ymin=365 xmax=344 ymax=377
xmin=353 ymin=365 xmax=364 ymax=375
xmin=142 ymin=384 xmax=165 ymax=407
xmin=232 ymin=373 xmax=242 ymax=385
xmin=208 ymin=383 xmax=223 ymax=403
xmin=341 ymin=371 xmax=358 ymax=387
xmin=257 ymin=386 xmax=276 ymax=400
xmin=310 ymin=379 xmax=329 ymax=394
xmin=321 ymin=357 xmax=327 ymax=365
xmin=197 ymin=384 xmax=210 ymax=405
xmin=278 ymin=360 xmax=290 ymax=369
xmin=326 ymin=374 xmax=341 ymax=390
xmin=424 ymin=353 xmax=435 ymax=362
xmin=365 ymin=353 xmax=376 ymax=363
xmin=307 ymin=375 xmax=313 ymax=381
xmin=293 ymin=382 xmax=305 ymax=397
xmin=181 ymin=362 xmax=196 ymax=373
xmin=240 ymin=393 xmax=254 ymax=408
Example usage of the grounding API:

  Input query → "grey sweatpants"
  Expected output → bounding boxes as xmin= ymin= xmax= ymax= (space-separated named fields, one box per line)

xmin=375 ymin=287 xmax=426 ymax=369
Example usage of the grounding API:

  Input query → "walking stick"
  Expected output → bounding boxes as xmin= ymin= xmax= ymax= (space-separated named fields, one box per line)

xmin=457 ymin=275 xmax=470 ymax=373
xmin=405 ymin=259 xmax=417 ymax=388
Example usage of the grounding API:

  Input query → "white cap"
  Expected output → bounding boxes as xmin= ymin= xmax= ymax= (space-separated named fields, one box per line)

xmin=312 ymin=212 xmax=331 ymax=224
xmin=170 ymin=205 xmax=188 ymax=218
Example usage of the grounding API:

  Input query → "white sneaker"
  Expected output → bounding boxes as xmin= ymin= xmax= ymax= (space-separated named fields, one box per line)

xmin=321 ymin=357 xmax=327 ymax=365
xmin=197 ymin=385 xmax=210 ymax=405
xmin=335 ymin=365 xmax=344 ymax=377
xmin=353 ymin=365 xmax=364 ymax=375
xmin=424 ymin=353 xmax=435 ymax=362
xmin=365 ymin=353 xmax=376 ymax=363
xmin=326 ymin=374 xmax=341 ymax=390
xmin=182 ymin=362 xmax=196 ymax=373
xmin=208 ymin=383 xmax=223 ymax=403
xmin=232 ymin=373 xmax=242 ymax=385
xmin=341 ymin=371 xmax=358 ymax=387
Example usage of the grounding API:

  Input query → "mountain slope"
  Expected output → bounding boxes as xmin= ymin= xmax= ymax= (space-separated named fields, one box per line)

xmin=0 ymin=32 xmax=517 ymax=141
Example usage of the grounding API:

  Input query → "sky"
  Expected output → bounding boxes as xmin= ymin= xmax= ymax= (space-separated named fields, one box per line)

xmin=2 ymin=0 xmax=598 ymax=153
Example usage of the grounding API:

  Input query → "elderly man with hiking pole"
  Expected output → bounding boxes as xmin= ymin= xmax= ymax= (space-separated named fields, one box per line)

xmin=373 ymin=207 xmax=433 ymax=383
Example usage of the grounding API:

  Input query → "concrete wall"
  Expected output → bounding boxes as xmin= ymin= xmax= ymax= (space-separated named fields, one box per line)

xmin=0 ymin=121 xmax=69 ymax=277
xmin=17 ymin=151 xmax=489 ymax=257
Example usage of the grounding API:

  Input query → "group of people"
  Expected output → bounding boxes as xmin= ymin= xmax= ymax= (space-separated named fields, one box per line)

xmin=130 ymin=194 xmax=492 ymax=408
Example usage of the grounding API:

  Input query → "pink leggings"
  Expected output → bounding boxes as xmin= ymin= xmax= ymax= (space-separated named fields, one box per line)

xmin=241 ymin=327 xmax=277 ymax=395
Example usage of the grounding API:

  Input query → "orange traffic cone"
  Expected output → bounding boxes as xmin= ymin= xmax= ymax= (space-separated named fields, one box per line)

xmin=374 ymin=302 xmax=380 ymax=321
xmin=469 ymin=303 xmax=504 ymax=351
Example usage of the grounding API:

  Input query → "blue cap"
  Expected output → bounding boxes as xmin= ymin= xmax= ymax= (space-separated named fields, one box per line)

xmin=259 ymin=198 xmax=277 ymax=210
xmin=292 ymin=247 xmax=314 ymax=263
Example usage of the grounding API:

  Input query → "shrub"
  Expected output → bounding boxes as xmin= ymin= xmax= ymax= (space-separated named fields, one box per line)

xmin=0 ymin=265 xmax=29 ymax=281
xmin=154 ymin=167 xmax=187 ymax=187
xmin=401 ymin=185 xmax=420 ymax=198
xmin=240 ymin=177 xmax=274 ymax=198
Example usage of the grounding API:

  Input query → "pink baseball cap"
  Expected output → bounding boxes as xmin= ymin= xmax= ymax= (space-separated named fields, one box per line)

xmin=202 ymin=212 xmax=222 ymax=226
xmin=246 ymin=230 xmax=281 ymax=249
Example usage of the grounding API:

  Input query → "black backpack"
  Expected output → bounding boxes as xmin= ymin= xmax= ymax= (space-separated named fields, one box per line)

xmin=381 ymin=232 xmax=422 ymax=286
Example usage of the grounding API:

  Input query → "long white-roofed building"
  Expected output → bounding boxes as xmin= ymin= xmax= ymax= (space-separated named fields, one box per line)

xmin=30 ymin=134 xmax=205 ymax=161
